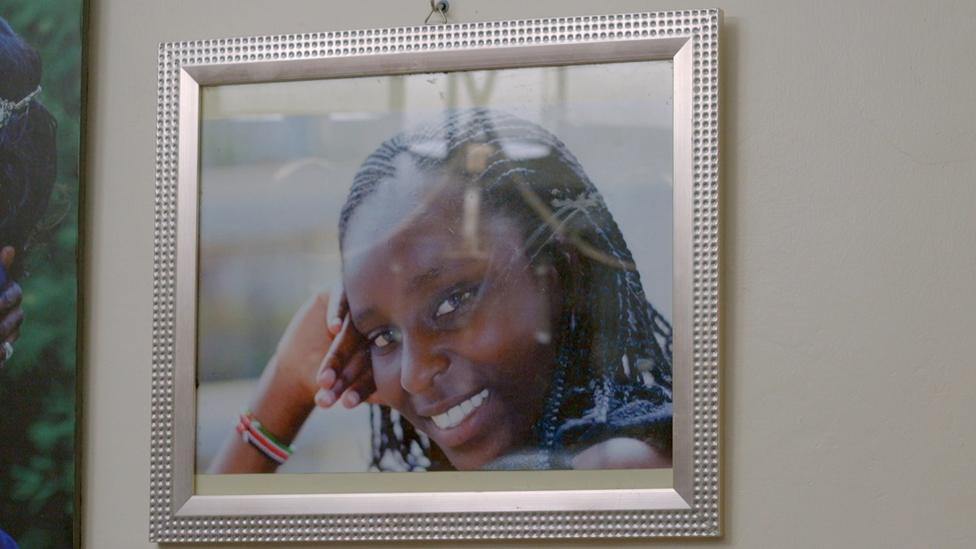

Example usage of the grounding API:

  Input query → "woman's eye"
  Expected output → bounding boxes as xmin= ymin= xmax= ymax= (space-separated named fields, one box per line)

xmin=369 ymin=329 xmax=400 ymax=349
xmin=435 ymin=288 xmax=475 ymax=318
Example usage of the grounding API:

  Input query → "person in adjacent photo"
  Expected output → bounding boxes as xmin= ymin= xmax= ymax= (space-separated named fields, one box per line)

xmin=0 ymin=18 xmax=56 ymax=368
xmin=0 ymin=15 xmax=59 ymax=549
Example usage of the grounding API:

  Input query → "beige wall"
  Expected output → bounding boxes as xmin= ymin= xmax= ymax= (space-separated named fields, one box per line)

xmin=84 ymin=0 xmax=976 ymax=547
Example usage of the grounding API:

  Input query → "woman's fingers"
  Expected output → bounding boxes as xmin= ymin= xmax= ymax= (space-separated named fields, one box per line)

xmin=316 ymin=359 xmax=376 ymax=409
xmin=0 ymin=306 xmax=24 ymax=341
xmin=328 ymin=350 xmax=369 ymax=402
xmin=0 ymin=272 xmax=23 ymax=360
xmin=315 ymin=350 xmax=368 ymax=407
xmin=316 ymin=314 xmax=373 ymax=408
xmin=340 ymin=374 xmax=377 ymax=408
xmin=0 ymin=282 xmax=23 ymax=313
xmin=325 ymin=280 xmax=348 ymax=335
xmin=316 ymin=315 xmax=362 ymax=389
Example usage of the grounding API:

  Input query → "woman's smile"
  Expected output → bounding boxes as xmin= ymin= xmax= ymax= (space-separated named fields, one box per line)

xmin=422 ymin=388 xmax=489 ymax=430
xmin=417 ymin=388 xmax=492 ymax=449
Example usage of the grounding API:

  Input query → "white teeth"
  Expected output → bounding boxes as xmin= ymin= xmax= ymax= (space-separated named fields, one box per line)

xmin=447 ymin=407 xmax=464 ymax=425
xmin=430 ymin=389 xmax=490 ymax=430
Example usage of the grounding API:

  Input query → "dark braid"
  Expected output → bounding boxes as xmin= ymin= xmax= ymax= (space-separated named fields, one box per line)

xmin=340 ymin=109 xmax=672 ymax=470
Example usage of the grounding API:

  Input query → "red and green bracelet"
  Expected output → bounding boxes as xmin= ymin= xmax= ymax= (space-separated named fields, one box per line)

xmin=236 ymin=411 xmax=293 ymax=465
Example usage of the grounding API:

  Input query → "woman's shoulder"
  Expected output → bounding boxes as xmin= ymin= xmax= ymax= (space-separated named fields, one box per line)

xmin=481 ymin=437 xmax=671 ymax=471
xmin=571 ymin=437 xmax=672 ymax=469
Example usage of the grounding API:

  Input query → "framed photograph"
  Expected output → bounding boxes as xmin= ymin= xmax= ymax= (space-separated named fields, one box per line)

xmin=151 ymin=9 xmax=720 ymax=542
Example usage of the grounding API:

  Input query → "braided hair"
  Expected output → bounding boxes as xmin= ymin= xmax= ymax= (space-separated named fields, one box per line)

xmin=0 ymin=17 xmax=57 ymax=277
xmin=339 ymin=109 xmax=672 ymax=471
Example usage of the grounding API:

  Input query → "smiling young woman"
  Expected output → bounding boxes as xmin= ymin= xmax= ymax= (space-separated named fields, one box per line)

xmin=210 ymin=109 xmax=673 ymax=473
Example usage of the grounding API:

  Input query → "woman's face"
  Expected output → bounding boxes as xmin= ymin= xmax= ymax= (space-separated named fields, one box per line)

xmin=342 ymin=164 xmax=558 ymax=470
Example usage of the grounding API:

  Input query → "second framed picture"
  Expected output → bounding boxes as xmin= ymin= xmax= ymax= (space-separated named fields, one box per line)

xmin=152 ymin=9 xmax=720 ymax=542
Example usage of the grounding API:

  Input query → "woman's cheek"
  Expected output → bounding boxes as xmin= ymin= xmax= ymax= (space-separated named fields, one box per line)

xmin=454 ymin=313 xmax=508 ymax=359
xmin=455 ymin=317 xmax=547 ymax=379
xmin=467 ymin=295 xmax=550 ymax=353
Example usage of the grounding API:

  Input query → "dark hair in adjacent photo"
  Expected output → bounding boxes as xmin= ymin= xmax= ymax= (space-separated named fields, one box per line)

xmin=0 ymin=17 xmax=57 ymax=277
xmin=340 ymin=108 xmax=672 ymax=471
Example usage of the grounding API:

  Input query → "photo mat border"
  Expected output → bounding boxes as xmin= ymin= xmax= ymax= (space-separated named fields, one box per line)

xmin=151 ymin=9 xmax=720 ymax=542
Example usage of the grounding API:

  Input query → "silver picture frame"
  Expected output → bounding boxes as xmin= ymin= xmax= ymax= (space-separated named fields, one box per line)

xmin=151 ymin=9 xmax=721 ymax=542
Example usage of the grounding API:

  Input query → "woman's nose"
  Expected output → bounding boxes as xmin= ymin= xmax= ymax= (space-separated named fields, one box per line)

xmin=399 ymin=334 xmax=448 ymax=395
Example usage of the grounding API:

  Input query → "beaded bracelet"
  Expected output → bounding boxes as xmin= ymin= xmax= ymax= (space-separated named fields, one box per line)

xmin=236 ymin=411 xmax=293 ymax=465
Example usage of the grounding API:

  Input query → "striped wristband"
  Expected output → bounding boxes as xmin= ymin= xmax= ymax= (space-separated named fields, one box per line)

xmin=236 ymin=412 xmax=293 ymax=465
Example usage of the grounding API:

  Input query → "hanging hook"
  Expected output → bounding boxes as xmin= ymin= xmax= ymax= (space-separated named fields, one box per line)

xmin=424 ymin=0 xmax=450 ymax=25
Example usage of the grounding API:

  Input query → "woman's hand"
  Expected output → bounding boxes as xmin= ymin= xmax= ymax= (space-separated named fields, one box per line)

xmin=268 ymin=289 xmax=340 ymax=400
xmin=210 ymin=286 xmax=349 ymax=473
xmin=0 ymin=247 xmax=23 ymax=367
xmin=315 ymin=283 xmax=377 ymax=409
xmin=210 ymin=283 xmax=379 ymax=473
